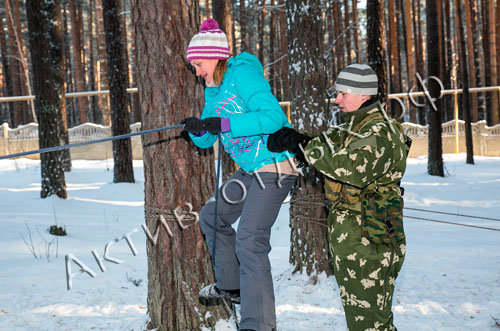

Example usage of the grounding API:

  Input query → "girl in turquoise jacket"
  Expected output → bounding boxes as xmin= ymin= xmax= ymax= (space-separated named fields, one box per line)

xmin=181 ymin=19 xmax=297 ymax=331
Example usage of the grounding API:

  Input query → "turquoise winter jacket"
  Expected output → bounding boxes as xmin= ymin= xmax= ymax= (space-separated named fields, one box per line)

xmin=189 ymin=52 xmax=293 ymax=173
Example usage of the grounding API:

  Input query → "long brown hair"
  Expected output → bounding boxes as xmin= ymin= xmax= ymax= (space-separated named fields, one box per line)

xmin=213 ymin=59 xmax=229 ymax=85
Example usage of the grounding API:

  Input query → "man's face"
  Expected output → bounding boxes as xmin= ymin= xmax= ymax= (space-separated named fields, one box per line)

xmin=190 ymin=59 xmax=219 ymax=84
xmin=334 ymin=91 xmax=371 ymax=112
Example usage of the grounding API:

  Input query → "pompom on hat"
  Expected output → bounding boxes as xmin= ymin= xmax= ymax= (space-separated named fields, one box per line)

xmin=186 ymin=18 xmax=231 ymax=62
xmin=334 ymin=63 xmax=378 ymax=95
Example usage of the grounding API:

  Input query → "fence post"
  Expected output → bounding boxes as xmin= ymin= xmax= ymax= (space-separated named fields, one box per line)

xmin=1 ymin=122 xmax=9 ymax=155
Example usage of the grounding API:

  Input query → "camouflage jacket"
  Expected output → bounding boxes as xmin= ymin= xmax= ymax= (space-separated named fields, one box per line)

xmin=304 ymin=100 xmax=408 ymax=205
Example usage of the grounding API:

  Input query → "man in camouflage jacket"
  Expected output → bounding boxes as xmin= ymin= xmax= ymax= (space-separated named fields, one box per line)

xmin=268 ymin=64 xmax=409 ymax=331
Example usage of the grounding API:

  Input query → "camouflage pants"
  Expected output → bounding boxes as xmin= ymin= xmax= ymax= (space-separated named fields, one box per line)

xmin=328 ymin=207 xmax=405 ymax=331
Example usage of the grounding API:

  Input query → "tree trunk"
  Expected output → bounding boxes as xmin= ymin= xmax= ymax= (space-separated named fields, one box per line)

xmin=414 ymin=0 xmax=426 ymax=124
xmin=454 ymin=0 xmax=474 ymax=164
xmin=287 ymin=0 xmax=331 ymax=276
xmin=443 ymin=0 xmax=454 ymax=122
xmin=88 ymin=0 xmax=101 ymax=124
xmin=343 ymin=0 xmax=352 ymax=64
xmin=496 ymin=0 xmax=500 ymax=89
xmin=62 ymin=1 xmax=77 ymax=128
xmin=5 ymin=0 xmax=23 ymax=126
xmin=131 ymin=0 xmax=230 ymax=328
xmin=96 ymin=0 xmax=111 ymax=125
xmin=367 ymin=0 xmax=387 ymax=105
xmin=389 ymin=0 xmax=401 ymax=98
xmin=69 ymin=0 xmax=89 ymax=124
xmin=279 ymin=0 xmax=289 ymax=101
xmin=426 ymin=0 xmax=444 ymax=176
xmin=102 ymin=0 xmax=134 ymax=183
xmin=464 ymin=0 xmax=478 ymax=122
xmin=257 ymin=0 xmax=265 ymax=63
xmin=334 ymin=0 xmax=344 ymax=73
xmin=470 ymin=0 xmax=486 ymax=120
xmin=212 ymin=0 xmax=237 ymax=182
xmin=26 ymin=0 xmax=67 ymax=199
xmin=402 ymin=0 xmax=416 ymax=122
xmin=240 ymin=0 xmax=248 ymax=52
xmin=483 ymin=0 xmax=499 ymax=124
xmin=47 ymin=0 xmax=72 ymax=171
xmin=0 ymin=11 xmax=15 ymax=126
xmin=352 ymin=0 xmax=360 ymax=62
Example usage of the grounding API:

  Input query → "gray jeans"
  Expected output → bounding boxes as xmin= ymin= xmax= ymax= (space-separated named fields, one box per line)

xmin=200 ymin=169 xmax=297 ymax=331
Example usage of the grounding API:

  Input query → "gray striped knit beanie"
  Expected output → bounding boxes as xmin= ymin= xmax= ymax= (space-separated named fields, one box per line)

xmin=334 ymin=64 xmax=378 ymax=95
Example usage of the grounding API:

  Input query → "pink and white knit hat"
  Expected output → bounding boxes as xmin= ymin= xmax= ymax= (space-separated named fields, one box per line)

xmin=186 ymin=18 xmax=231 ymax=62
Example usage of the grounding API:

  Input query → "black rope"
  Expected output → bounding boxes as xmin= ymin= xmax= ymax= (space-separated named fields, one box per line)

xmin=405 ymin=207 xmax=500 ymax=222
xmin=405 ymin=215 xmax=500 ymax=232
xmin=0 ymin=124 xmax=184 ymax=160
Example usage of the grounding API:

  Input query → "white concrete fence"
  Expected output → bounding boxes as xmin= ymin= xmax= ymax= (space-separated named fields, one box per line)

xmin=1 ymin=120 xmax=499 ymax=160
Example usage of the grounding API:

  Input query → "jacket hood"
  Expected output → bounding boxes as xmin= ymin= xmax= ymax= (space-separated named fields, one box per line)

xmin=227 ymin=52 xmax=264 ymax=76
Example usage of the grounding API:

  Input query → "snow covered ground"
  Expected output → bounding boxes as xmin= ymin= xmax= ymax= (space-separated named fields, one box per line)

xmin=0 ymin=154 xmax=499 ymax=330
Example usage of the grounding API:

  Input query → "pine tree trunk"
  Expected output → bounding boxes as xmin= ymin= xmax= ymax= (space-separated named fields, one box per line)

xmin=47 ymin=0 xmax=72 ymax=171
xmin=102 ymin=0 xmax=134 ymax=183
xmin=389 ymin=0 xmax=401 ymax=98
xmin=278 ymin=0 xmax=289 ymax=101
xmin=0 ymin=12 xmax=15 ymax=126
xmin=470 ymin=0 xmax=486 ymax=120
xmin=69 ymin=0 xmax=89 ymax=124
xmin=240 ymin=0 xmax=248 ymax=52
xmin=287 ymin=0 xmax=331 ymax=276
xmin=88 ymin=0 xmax=101 ymax=124
xmin=402 ymin=0 xmax=416 ymax=122
xmin=257 ymin=0 xmax=265 ymax=63
xmin=367 ymin=0 xmax=387 ymax=105
xmin=96 ymin=0 xmax=111 ymax=125
xmin=62 ymin=2 xmax=77 ymax=128
xmin=454 ymin=0 xmax=474 ymax=164
xmin=343 ymin=0 xmax=352 ymax=64
xmin=484 ymin=0 xmax=499 ymax=124
xmin=131 ymin=0 xmax=230 ymax=328
xmin=426 ymin=0 xmax=444 ymax=176
xmin=11 ymin=0 xmax=34 ymax=123
xmin=26 ymin=0 xmax=67 ymax=199
xmin=5 ymin=0 xmax=22 ymax=126
xmin=464 ymin=0 xmax=478 ymax=122
xmin=334 ymin=0 xmax=344 ymax=73
xmin=352 ymin=0 xmax=360 ymax=62
xmin=496 ymin=0 xmax=500 ymax=88
xmin=443 ymin=0 xmax=454 ymax=122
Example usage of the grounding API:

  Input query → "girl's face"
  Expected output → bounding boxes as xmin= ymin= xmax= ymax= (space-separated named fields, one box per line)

xmin=190 ymin=59 xmax=219 ymax=84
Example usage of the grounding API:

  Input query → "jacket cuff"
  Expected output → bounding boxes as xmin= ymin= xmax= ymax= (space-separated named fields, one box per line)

xmin=221 ymin=118 xmax=231 ymax=132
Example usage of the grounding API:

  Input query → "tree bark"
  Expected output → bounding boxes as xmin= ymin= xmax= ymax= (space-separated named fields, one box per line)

xmin=352 ymin=0 xmax=360 ymax=62
xmin=69 ymin=0 xmax=89 ymax=124
xmin=26 ymin=0 xmax=67 ymax=199
xmin=470 ymin=0 xmax=486 ymax=120
xmin=287 ymin=0 xmax=331 ymax=276
xmin=426 ymin=0 xmax=444 ymax=176
xmin=131 ymin=0 xmax=230 ymax=328
xmin=96 ymin=0 xmax=111 ymax=125
xmin=88 ymin=0 xmax=101 ymax=124
xmin=47 ymin=0 xmax=71 ymax=171
xmin=483 ymin=0 xmax=499 ymax=124
xmin=0 ymin=11 xmax=15 ymax=126
xmin=464 ymin=0 xmax=478 ymax=122
xmin=367 ymin=0 xmax=387 ymax=105
xmin=454 ymin=0 xmax=474 ymax=164
xmin=239 ymin=0 xmax=248 ymax=52
xmin=278 ymin=0 xmax=289 ymax=101
xmin=102 ymin=0 xmax=134 ymax=183
xmin=343 ymin=0 xmax=352 ymax=64
xmin=401 ymin=0 xmax=416 ymax=122
xmin=388 ymin=0 xmax=401 ymax=98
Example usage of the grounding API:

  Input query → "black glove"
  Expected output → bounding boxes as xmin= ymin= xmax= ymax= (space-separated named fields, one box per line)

xmin=180 ymin=117 xmax=222 ymax=134
xmin=267 ymin=127 xmax=311 ymax=158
